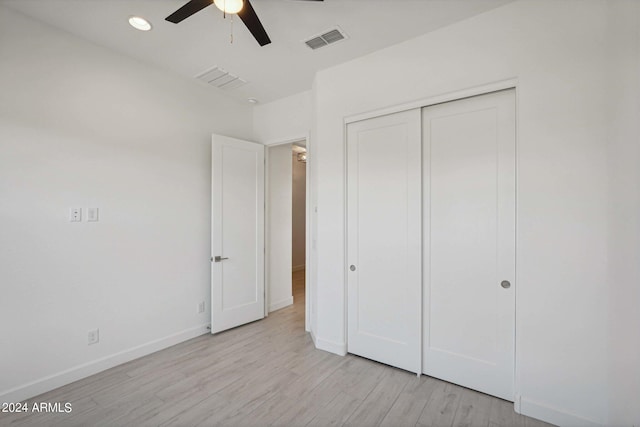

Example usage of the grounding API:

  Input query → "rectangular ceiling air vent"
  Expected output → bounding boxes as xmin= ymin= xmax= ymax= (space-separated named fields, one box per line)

xmin=196 ymin=66 xmax=247 ymax=90
xmin=304 ymin=27 xmax=347 ymax=50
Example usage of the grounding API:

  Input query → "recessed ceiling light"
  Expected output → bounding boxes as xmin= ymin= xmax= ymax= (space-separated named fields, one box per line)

xmin=129 ymin=16 xmax=152 ymax=31
xmin=248 ymin=98 xmax=259 ymax=104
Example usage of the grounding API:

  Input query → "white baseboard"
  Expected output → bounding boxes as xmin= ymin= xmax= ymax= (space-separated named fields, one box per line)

xmin=314 ymin=335 xmax=347 ymax=356
xmin=269 ymin=296 xmax=294 ymax=312
xmin=0 ymin=323 xmax=210 ymax=403
xmin=514 ymin=394 xmax=522 ymax=413
xmin=520 ymin=397 xmax=603 ymax=427
xmin=292 ymin=264 xmax=306 ymax=272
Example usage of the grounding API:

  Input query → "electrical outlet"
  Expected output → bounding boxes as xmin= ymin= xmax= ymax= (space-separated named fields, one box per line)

xmin=69 ymin=208 xmax=82 ymax=222
xmin=198 ymin=301 xmax=205 ymax=314
xmin=88 ymin=328 xmax=99 ymax=345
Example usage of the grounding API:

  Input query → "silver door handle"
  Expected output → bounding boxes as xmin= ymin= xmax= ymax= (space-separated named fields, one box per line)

xmin=214 ymin=256 xmax=229 ymax=262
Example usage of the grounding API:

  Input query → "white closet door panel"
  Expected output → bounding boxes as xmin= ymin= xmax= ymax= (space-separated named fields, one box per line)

xmin=347 ymin=109 xmax=421 ymax=374
xmin=423 ymin=89 xmax=516 ymax=400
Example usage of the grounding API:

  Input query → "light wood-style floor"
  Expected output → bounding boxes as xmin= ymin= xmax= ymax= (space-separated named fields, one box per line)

xmin=2 ymin=270 xmax=553 ymax=427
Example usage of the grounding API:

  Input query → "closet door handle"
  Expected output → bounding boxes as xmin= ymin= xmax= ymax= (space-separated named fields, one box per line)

xmin=213 ymin=256 xmax=229 ymax=262
xmin=501 ymin=280 xmax=511 ymax=289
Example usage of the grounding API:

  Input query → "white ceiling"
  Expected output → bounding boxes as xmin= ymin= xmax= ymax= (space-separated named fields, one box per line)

xmin=1 ymin=0 xmax=512 ymax=104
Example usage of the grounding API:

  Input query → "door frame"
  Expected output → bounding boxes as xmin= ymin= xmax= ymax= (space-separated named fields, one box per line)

xmin=342 ymin=78 xmax=520 ymax=405
xmin=264 ymin=135 xmax=311 ymax=332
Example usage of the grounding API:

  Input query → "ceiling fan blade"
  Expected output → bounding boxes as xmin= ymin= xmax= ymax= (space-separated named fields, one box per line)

xmin=238 ymin=0 xmax=271 ymax=46
xmin=166 ymin=0 xmax=213 ymax=24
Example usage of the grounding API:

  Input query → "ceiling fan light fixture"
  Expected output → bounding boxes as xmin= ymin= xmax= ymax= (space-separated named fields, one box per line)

xmin=213 ymin=0 xmax=244 ymax=14
xmin=128 ymin=16 xmax=152 ymax=31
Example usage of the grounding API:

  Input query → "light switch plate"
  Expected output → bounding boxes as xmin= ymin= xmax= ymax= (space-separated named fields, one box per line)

xmin=87 ymin=207 xmax=99 ymax=222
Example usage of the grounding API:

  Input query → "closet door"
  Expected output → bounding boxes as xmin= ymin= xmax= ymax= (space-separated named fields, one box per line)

xmin=422 ymin=89 xmax=516 ymax=400
xmin=347 ymin=109 xmax=422 ymax=374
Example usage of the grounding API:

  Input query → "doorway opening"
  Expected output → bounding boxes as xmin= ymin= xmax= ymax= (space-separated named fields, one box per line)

xmin=291 ymin=143 xmax=307 ymax=316
xmin=266 ymin=139 xmax=308 ymax=331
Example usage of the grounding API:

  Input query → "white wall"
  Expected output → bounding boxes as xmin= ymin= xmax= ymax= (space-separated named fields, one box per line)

xmin=605 ymin=2 xmax=640 ymax=426
xmin=253 ymin=91 xmax=311 ymax=145
xmin=292 ymin=150 xmax=306 ymax=270
xmin=266 ymin=144 xmax=293 ymax=312
xmin=0 ymin=6 xmax=253 ymax=402
xmin=311 ymin=1 xmax=639 ymax=426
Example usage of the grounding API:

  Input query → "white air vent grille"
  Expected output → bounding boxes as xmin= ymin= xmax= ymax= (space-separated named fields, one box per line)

xmin=196 ymin=66 xmax=247 ymax=90
xmin=304 ymin=27 xmax=347 ymax=50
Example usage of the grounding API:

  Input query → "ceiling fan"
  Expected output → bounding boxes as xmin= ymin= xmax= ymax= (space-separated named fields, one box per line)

xmin=166 ymin=0 xmax=324 ymax=47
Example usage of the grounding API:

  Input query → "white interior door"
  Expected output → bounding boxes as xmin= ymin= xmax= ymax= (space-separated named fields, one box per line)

xmin=422 ymin=89 xmax=516 ymax=400
xmin=211 ymin=134 xmax=265 ymax=334
xmin=347 ymin=109 xmax=422 ymax=374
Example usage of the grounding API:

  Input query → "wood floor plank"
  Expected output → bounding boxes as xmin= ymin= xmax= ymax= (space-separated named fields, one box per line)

xmin=154 ymin=358 xmax=246 ymax=404
xmin=451 ymin=387 xmax=492 ymax=427
xmin=285 ymin=345 xmax=330 ymax=376
xmin=488 ymin=398 xmax=525 ymax=427
xmin=305 ymin=391 xmax=362 ymax=427
xmin=379 ymin=375 xmax=440 ymax=427
xmin=25 ymin=371 xmax=132 ymax=406
xmin=129 ymin=389 xmax=215 ymax=427
xmin=200 ymin=364 xmax=300 ymax=426
xmin=158 ymin=392 xmax=230 ymax=426
xmin=230 ymin=391 xmax=300 ymax=426
xmin=330 ymin=355 xmax=388 ymax=400
xmin=343 ymin=367 xmax=411 ymax=426
xmin=5 ymin=269 xmax=555 ymax=427
xmin=90 ymin=370 xmax=186 ymax=407
xmin=71 ymin=396 xmax=165 ymax=427
xmin=271 ymin=364 xmax=357 ymax=426
xmin=281 ymin=351 xmax=347 ymax=400
xmin=416 ymin=380 xmax=464 ymax=427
